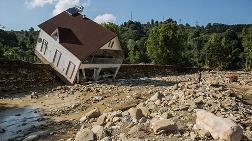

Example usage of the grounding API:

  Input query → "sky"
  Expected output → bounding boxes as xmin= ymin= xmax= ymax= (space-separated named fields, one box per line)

xmin=0 ymin=0 xmax=252 ymax=30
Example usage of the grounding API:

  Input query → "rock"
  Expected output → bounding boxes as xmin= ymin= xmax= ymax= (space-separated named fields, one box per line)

xmin=195 ymin=109 xmax=243 ymax=141
xmin=80 ymin=108 xmax=101 ymax=123
xmin=74 ymin=128 xmax=94 ymax=141
xmin=151 ymin=119 xmax=177 ymax=134
xmin=197 ymin=129 xmax=211 ymax=138
xmin=30 ymin=92 xmax=38 ymax=99
xmin=138 ymin=106 xmax=150 ymax=117
xmin=80 ymin=116 xmax=87 ymax=123
xmin=23 ymin=130 xmax=50 ymax=141
xmin=123 ymin=138 xmax=145 ymax=141
xmin=128 ymin=125 xmax=140 ymax=135
xmin=111 ymin=110 xmax=122 ymax=117
xmin=128 ymin=108 xmax=144 ymax=122
xmin=23 ymin=135 xmax=39 ymax=141
xmin=0 ymin=127 xmax=5 ymax=133
xmin=160 ymin=112 xmax=173 ymax=119
xmin=86 ymin=108 xmax=101 ymax=118
xmin=66 ymin=138 xmax=74 ymax=141
xmin=190 ymin=132 xmax=197 ymax=140
xmin=112 ymin=117 xmax=121 ymax=122
xmin=93 ymin=96 xmax=104 ymax=101
xmin=149 ymin=92 xmax=165 ymax=101
xmin=95 ymin=113 xmax=107 ymax=125
xmin=91 ymin=125 xmax=105 ymax=139
xmin=100 ymin=137 xmax=112 ymax=141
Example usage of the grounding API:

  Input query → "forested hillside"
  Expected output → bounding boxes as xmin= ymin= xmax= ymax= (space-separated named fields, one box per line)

xmin=0 ymin=27 xmax=38 ymax=63
xmin=1 ymin=19 xmax=252 ymax=70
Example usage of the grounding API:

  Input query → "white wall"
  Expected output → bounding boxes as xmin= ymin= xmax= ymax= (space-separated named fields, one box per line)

xmin=100 ymin=37 xmax=122 ymax=50
xmin=35 ymin=30 xmax=81 ymax=83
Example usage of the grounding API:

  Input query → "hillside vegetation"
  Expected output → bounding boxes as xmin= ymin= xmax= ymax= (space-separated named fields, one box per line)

xmin=0 ymin=20 xmax=252 ymax=70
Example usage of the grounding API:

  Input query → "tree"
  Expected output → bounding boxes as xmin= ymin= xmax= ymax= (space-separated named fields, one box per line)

xmin=203 ymin=33 xmax=223 ymax=68
xmin=184 ymin=29 xmax=205 ymax=67
xmin=127 ymin=37 xmax=148 ymax=63
xmin=242 ymin=26 xmax=252 ymax=69
xmin=0 ymin=43 xmax=4 ymax=58
xmin=146 ymin=23 xmax=185 ymax=65
xmin=103 ymin=23 xmax=120 ymax=35
xmin=221 ymin=29 xmax=243 ymax=69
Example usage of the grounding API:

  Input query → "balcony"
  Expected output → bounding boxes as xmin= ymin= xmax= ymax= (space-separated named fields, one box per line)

xmin=83 ymin=57 xmax=122 ymax=64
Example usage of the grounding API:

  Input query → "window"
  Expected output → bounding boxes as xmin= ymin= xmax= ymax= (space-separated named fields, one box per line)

xmin=66 ymin=61 xmax=76 ymax=79
xmin=108 ymin=41 xmax=114 ymax=48
xmin=53 ymin=50 xmax=62 ymax=67
xmin=40 ymin=39 xmax=48 ymax=55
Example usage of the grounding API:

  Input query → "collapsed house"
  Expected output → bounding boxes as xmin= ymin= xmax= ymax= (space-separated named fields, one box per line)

xmin=35 ymin=6 xmax=124 ymax=84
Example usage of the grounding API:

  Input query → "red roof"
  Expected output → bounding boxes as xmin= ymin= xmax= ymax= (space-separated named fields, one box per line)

xmin=38 ymin=12 xmax=117 ymax=62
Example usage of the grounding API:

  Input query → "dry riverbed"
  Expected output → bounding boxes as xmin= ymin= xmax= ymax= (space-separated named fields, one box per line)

xmin=0 ymin=71 xmax=252 ymax=141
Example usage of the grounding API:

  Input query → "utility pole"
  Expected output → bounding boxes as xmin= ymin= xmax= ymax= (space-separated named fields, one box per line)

xmin=130 ymin=12 xmax=133 ymax=21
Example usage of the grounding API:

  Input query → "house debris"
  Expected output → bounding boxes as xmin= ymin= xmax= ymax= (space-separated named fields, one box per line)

xmin=35 ymin=6 xmax=123 ymax=84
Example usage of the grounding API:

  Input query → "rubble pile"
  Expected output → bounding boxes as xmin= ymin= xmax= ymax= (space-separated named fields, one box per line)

xmin=69 ymin=71 xmax=252 ymax=141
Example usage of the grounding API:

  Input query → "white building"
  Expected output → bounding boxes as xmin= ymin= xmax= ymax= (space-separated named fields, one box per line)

xmin=35 ymin=6 xmax=123 ymax=84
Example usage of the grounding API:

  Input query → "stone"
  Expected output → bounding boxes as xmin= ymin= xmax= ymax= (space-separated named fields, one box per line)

xmin=151 ymin=119 xmax=177 ymax=134
xmin=160 ymin=112 xmax=173 ymax=119
xmin=112 ymin=117 xmax=121 ymax=122
xmin=80 ymin=108 xmax=101 ymax=123
xmin=111 ymin=110 xmax=122 ymax=117
xmin=91 ymin=125 xmax=105 ymax=140
xmin=123 ymin=138 xmax=145 ymax=141
xmin=74 ymin=128 xmax=94 ymax=141
xmin=86 ymin=108 xmax=101 ymax=118
xmin=66 ymin=138 xmax=73 ymax=141
xmin=80 ymin=116 xmax=87 ymax=123
xmin=0 ymin=127 xmax=5 ymax=133
xmin=195 ymin=109 xmax=243 ymax=141
xmin=100 ymin=137 xmax=112 ymax=141
xmin=93 ymin=96 xmax=104 ymax=101
xmin=95 ymin=113 xmax=107 ymax=125
xmin=23 ymin=135 xmax=39 ymax=141
xmin=23 ymin=130 xmax=50 ymax=141
xmin=128 ymin=125 xmax=140 ymax=135
xmin=138 ymin=106 xmax=150 ymax=117
xmin=128 ymin=108 xmax=144 ymax=122
xmin=197 ymin=129 xmax=211 ymax=137
xmin=149 ymin=92 xmax=165 ymax=101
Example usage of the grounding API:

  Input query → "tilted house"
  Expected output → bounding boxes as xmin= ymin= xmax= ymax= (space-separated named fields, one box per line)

xmin=35 ymin=6 xmax=123 ymax=84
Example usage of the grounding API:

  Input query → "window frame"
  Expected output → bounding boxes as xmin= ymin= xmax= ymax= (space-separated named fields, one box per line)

xmin=66 ymin=61 xmax=76 ymax=79
xmin=40 ymin=39 xmax=48 ymax=55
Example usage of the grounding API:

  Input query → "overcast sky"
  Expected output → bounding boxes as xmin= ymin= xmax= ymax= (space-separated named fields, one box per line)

xmin=0 ymin=0 xmax=252 ymax=30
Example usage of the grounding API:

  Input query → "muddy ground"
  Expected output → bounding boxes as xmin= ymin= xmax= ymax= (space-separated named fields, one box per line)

xmin=0 ymin=71 xmax=252 ymax=141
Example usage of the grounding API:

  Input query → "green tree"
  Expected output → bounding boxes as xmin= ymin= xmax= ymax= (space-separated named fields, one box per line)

xmin=221 ymin=29 xmax=243 ymax=69
xmin=203 ymin=33 xmax=223 ymax=68
xmin=242 ymin=26 xmax=252 ymax=69
xmin=127 ymin=37 xmax=148 ymax=63
xmin=0 ymin=43 xmax=4 ymax=58
xmin=146 ymin=23 xmax=185 ymax=65
xmin=103 ymin=22 xmax=120 ymax=35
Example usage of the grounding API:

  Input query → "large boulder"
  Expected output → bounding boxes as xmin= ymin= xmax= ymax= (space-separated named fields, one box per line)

xmin=151 ymin=119 xmax=177 ymax=134
xmin=195 ymin=109 xmax=243 ymax=141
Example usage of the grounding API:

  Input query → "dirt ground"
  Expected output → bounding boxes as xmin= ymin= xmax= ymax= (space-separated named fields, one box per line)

xmin=0 ymin=71 xmax=252 ymax=141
